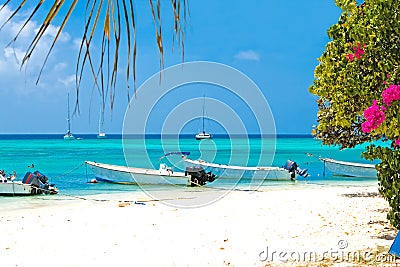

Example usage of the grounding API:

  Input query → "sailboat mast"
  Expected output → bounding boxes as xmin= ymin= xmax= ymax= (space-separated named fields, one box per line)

xmin=99 ymin=100 xmax=105 ymax=134
xmin=202 ymin=96 xmax=205 ymax=132
xmin=67 ymin=93 xmax=71 ymax=133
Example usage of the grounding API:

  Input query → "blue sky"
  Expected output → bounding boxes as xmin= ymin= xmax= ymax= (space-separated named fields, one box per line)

xmin=0 ymin=1 xmax=342 ymax=134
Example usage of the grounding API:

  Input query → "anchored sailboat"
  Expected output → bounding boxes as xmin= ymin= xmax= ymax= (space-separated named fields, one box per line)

xmin=195 ymin=96 xmax=212 ymax=140
xmin=63 ymin=93 xmax=75 ymax=140
xmin=97 ymin=100 xmax=106 ymax=139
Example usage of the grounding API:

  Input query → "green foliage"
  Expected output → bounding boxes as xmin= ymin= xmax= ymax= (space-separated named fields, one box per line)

xmin=310 ymin=0 xmax=400 ymax=148
xmin=364 ymin=145 xmax=400 ymax=228
xmin=310 ymin=0 xmax=400 ymax=228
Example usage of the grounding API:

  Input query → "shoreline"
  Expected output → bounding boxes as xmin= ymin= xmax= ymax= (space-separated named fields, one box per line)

xmin=0 ymin=185 xmax=396 ymax=266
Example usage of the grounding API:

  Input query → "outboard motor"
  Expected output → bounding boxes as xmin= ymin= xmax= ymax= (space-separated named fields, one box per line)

xmin=283 ymin=160 xmax=297 ymax=180
xmin=283 ymin=160 xmax=309 ymax=180
xmin=34 ymin=171 xmax=48 ymax=183
xmin=297 ymin=168 xmax=309 ymax=178
xmin=22 ymin=171 xmax=58 ymax=195
xmin=185 ymin=166 xmax=216 ymax=186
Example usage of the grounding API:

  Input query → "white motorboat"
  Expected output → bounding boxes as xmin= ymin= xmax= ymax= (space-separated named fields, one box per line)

xmin=183 ymin=158 xmax=308 ymax=181
xmin=0 ymin=181 xmax=33 ymax=196
xmin=0 ymin=171 xmax=58 ymax=196
xmin=85 ymin=161 xmax=216 ymax=186
xmin=320 ymin=158 xmax=377 ymax=178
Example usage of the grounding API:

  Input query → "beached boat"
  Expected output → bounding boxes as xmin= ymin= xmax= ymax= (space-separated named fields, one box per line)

xmin=0 ymin=171 xmax=58 ymax=196
xmin=320 ymin=158 xmax=377 ymax=178
xmin=183 ymin=158 xmax=308 ymax=181
xmin=0 ymin=181 xmax=33 ymax=196
xmin=85 ymin=161 xmax=216 ymax=186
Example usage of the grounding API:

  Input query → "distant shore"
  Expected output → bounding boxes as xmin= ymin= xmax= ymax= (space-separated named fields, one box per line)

xmin=0 ymin=185 xmax=396 ymax=267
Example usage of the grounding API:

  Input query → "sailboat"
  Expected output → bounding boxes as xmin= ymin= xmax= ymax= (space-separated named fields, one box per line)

xmin=195 ymin=96 xmax=212 ymax=140
xmin=97 ymin=100 xmax=106 ymax=139
xmin=63 ymin=93 xmax=75 ymax=140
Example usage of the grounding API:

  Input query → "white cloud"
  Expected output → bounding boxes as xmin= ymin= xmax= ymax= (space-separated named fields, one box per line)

xmin=234 ymin=50 xmax=261 ymax=61
xmin=73 ymin=38 xmax=82 ymax=50
xmin=38 ymin=24 xmax=71 ymax=42
xmin=0 ymin=5 xmax=77 ymax=97
xmin=58 ymin=74 xmax=76 ymax=88
xmin=54 ymin=62 xmax=67 ymax=72
xmin=3 ymin=46 xmax=24 ymax=66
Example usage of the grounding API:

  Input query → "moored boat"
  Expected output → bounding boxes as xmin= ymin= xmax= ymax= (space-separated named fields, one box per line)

xmin=97 ymin=132 xmax=106 ymax=139
xmin=0 ymin=171 xmax=58 ymax=196
xmin=97 ymin=98 xmax=107 ymax=139
xmin=320 ymin=158 xmax=377 ymax=178
xmin=85 ymin=161 xmax=216 ymax=186
xmin=183 ymin=158 xmax=308 ymax=181
xmin=195 ymin=96 xmax=211 ymax=140
xmin=63 ymin=93 xmax=75 ymax=140
xmin=0 ymin=181 xmax=33 ymax=196
xmin=195 ymin=132 xmax=212 ymax=140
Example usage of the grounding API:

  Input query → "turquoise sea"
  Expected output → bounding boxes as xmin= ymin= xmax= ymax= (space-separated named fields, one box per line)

xmin=0 ymin=134 xmax=379 ymax=205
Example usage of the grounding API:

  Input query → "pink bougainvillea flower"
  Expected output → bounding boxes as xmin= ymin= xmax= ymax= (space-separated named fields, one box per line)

xmin=361 ymin=121 xmax=373 ymax=133
xmin=395 ymin=138 xmax=400 ymax=148
xmin=382 ymin=81 xmax=387 ymax=85
xmin=382 ymin=84 xmax=400 ymax=106
xmin=347 ymin=43 xmax=365 ymax=61
xmin=387 ymin=74 xmax=391 ymax=79
xmin=362 ymin=100 xmax=385 ymax=133
xmin=346 ymin=53 xmax=355 ymax=61
xmin=353 ymin=43 xmax=365 ymax=59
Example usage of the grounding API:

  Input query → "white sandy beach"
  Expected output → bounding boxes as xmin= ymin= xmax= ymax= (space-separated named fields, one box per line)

xmin=0 ymin=185 xmax=397 ymax=267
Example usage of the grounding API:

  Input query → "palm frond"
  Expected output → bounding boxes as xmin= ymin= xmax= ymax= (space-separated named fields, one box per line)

xmin=0 ymin=0 xmax=189 ymax=111
xmin=5 ymin=0 xmax=45 ymax=48
xmin=0 ymin=0 xmax=26 ymax=31
xmin=36 ymin=0 xmax=78 ymax=85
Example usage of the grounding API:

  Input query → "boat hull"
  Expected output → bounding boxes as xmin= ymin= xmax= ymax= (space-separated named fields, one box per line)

xmin=184 ymin=159 xmax=294 ymax=181
xmin=63 ymin=133 xmax=75 ymax=140
xmin=85 ymin=161 xmax=191 ymax=185
xmin=195 ymin=133 xmax=211 ymax=140
xmin=0 ymin=182 xmax=32 ymax=196
xmin=97 ymin=133 xmax=106 ymax=139
xmin=322 ymin=158 xmax=377 ymax=178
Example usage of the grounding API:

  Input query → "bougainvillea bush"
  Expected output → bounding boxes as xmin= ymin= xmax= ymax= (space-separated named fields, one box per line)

xmin=309 ymin=0 xmax=400 ymax=228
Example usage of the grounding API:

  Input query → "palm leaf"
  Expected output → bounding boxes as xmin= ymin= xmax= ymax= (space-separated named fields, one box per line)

xmin=36 ymin=0 xmax=78 ymax=85
xmin=0 ymin=0 xmax=190 ymax=111
xmin=0 ymin=0 xmax=26 ymax=31
xmin=5 ymin=0 xmax=45 ymax=48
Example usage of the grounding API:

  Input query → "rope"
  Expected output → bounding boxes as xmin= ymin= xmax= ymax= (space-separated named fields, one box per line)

xmin=52 ymin=162 xmax=85 ymax=180
xmin=306 ymin=152 xmax=326 ymax=177
xmin=49 ymin=191 xmax=196 ymax=205
xmin=188 ymin=177 xmax=264 ymax=192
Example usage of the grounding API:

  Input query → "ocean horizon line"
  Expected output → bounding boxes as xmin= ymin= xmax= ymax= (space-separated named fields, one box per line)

xmin=0 ymin=133 xmax=314 ymax=140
